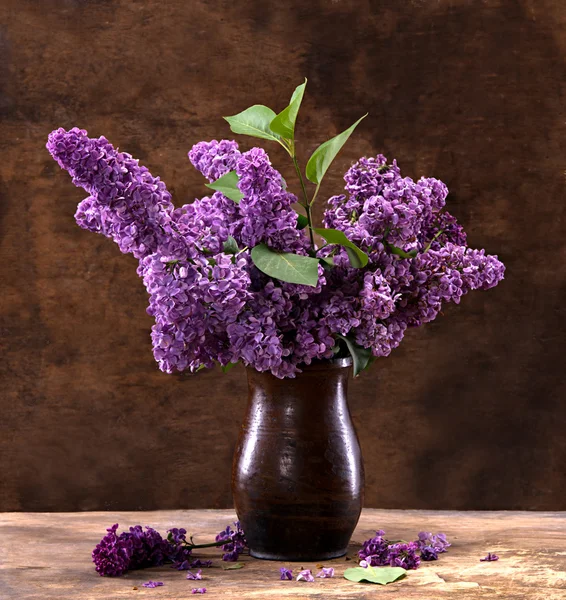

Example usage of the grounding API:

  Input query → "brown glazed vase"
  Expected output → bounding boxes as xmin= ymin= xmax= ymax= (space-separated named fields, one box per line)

xmin=231 ymin=358 xmax=364 ymax=561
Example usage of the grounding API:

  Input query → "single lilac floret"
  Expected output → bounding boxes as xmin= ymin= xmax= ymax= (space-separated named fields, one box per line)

xmin=186 ymin=570 xmax=202 ymax=580
xmin=279 ymin=567 xmax=293 ymax=580
xmin=316 ymin=567 xmax=335 ymax=578
xmin=215 ymin=521 xmax=248 ymax=561
xmin=480 ymin=553 xmax=499 ymax=562
xmin=296 ymin=569 xmax=315 ymax=582
xmin=191 ymin=587 xmax=207 ymax=594
xmin=142 ymin=581 xmax=164 ymax=588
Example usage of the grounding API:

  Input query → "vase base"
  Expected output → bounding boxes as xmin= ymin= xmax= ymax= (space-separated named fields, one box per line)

xmin=249 ymin=548 xmax=348 ymax=561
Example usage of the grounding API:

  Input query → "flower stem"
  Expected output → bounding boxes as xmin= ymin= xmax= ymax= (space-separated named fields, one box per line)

xmin=183 ymin=539 xmax=229 ymax=550
xmin=291 ymin=153 xmax=316 ymax=250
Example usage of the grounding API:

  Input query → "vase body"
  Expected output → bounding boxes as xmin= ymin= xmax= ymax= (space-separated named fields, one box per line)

xmin=231 ymin=358 xmax=364 ymax=561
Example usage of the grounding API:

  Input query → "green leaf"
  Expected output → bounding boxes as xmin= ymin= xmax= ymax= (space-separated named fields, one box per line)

xmin=305 ymin=114 xmax=367 ymax=184
xmin=296 ymin=213 xmax=309 ymax=230
xmin=319 ymin=256 xmax=335 ymax=271
xmin=344 ymin=566 xmax=406 ymax=585
xmin=313 ymin=228 xmax=368 ymax=268
xmin=222 ymin=236 xmax=239 ymax=255
xmin=205 ymin=171 xmax=244 ymax=203
xmin=251 ymin=243 xmax=319 ymax=287
xmin=336 ymin=334 xmax=373 ymax=377
xmin=387 ymin=244 xmax=418 ymax=259
xmin=221 ymin=562 xmax=245 ymax=570
xmin=269 ymin=79 xmax=307 ymax=140
xmin=224 ymin=105 xmax=281 ymax=143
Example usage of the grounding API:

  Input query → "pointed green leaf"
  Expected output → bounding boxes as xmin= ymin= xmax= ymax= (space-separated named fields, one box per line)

xmin=344 ymin=566 xmax=406 ymax=585
xmin=224 ymin=105 xmax=281 ymax=143
xmin=270 ymin=79 xmax=307 ymax=140
xmin=306 ymin=114 xmax=367 ymax=184
xmin=296 ymin=213 xmax=309 ymax=230
xmin=387 ymin=244 xmax=418 ymax=259
xmin=251 ymin=243 xmax=319 ymax=287
xmin=319 ymin=256 xmax=335 ymax=271
xmin=205 ymin=171 xmax=244 ymax=203
xmin=336 ymin=334 xmax=373 ymax=377
xmin=222 ymin=236 xmax=239 ymax=255
xmin=313 ymin=228 xmax=368 ymax=268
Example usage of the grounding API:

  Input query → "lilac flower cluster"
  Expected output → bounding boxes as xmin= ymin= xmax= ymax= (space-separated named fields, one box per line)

xmin=358 ymin=529 xmax=450 ymax=570
xmin=48 ymin=129 xmax=505 ymax=378
xmin=92 ymin=524 xmax=191 ymax=577
xmin=92 ymin=522 xmax=247 ymax=578
xmin=215 ymin=521 xmax=247 ymax=561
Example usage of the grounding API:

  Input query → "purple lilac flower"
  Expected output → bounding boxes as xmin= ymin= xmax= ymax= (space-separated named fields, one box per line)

xmin=174 ymin=558 xmax=213 ymax=571
xmin=279 ymin=567 xmax=293 ymax=580
xmin=49 ymin=129 xmax=505 ymax=380
xmin=480 ymin=553 xmax=499 ymax=562
xmin=92 ymin=523 xmax=191 ymax=577
xmin=420 ymin=546 xmax=439 ymax=561
xmin=385 ymin=542 xmax=421 ymax=570
xmin=416 ymin=531 xmax=451 ymax=556
xmin=234 ymin=147 xmax=307 ymax=253
xmin=47 ymin=128 xmax=181 ymax=260
xmin=316 ymin=567 xmax=335 ymax=578
xmin=186 ymin=570 xmax=202 ymax=580
xmin=191 ymin=588 xmax=207 ymax=594
xmin=296 ymin=569 xmax=315 ymax=582
xmin=142 ymin=581 xmax=164 ymax=588
xmin=215 ymin=521 xmax=247 ymax=561
xmin=358 ymin=530 xmax=389 ymax=566
xmin=188 ymin=139 xmax=241 ymax=183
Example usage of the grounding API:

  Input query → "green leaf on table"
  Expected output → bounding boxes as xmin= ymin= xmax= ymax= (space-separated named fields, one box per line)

xmin=224 ymin=105 xmax=281 ymax=143
xmin=222 ymin=562 xmax=245 ymax=570
xmin=313 ymin=227 xmax=368 ymax=268
xmin=269 ymin=79 xmax=307 ymax=140
xmin=205 ymin=171 xmax=244 ymax=203
xmin=344 ymin=566 xmax=406 ymax=585
xmin=296 ymin=213 xmax=309 ymax=230
xmin=336 ymin=334 xmax=373 ymax=377
xmin=251 ymin=243 xmax=319 ymax=287
xmin=222 ymin=235 xmax=239 ymax=255
xmin=387 ymin=244 xmax=418 ymax=259
xmin=305 ymin=114 xmax=367 ymax=184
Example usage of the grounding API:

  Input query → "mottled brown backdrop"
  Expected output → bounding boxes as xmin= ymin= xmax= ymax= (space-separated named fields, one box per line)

xmin=1 ymin=0 xmax=564 ymax=512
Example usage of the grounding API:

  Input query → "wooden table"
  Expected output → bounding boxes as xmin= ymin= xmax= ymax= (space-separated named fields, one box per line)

xmin=1 ymin=509 xmax=565 ymax=599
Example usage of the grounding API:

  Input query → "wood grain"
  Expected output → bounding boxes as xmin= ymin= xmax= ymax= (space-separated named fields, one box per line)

xmin=1 ymin=0 xmax=565 ymax=511
xmin=1 ymin=509 xmax=565 ymax=599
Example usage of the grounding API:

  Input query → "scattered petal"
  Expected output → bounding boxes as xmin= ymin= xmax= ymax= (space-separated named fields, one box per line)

xmin=317 ymin=567 xmax=335 ymax=578
xmin=279 ymin=567 xmax=293 ymax=580
xmin=480 ymin=553 xmax=499 ymax=562
xmin=191 ymin=588 xmax=207 ymax=594
xmin=186 ymin=570 xmax=202 ymax=580
xmin=142 ymin=581 xmax=164 ymax=588
xmin=297 ymin=569 xmax=315 ymax=582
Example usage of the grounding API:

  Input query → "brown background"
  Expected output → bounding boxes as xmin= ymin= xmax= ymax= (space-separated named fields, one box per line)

xmin=1 ymin=0 xmax=564 ymax=512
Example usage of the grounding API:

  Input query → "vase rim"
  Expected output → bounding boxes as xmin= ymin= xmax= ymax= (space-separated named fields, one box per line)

xmin=246 ymin=356 xmax=353 ymax=375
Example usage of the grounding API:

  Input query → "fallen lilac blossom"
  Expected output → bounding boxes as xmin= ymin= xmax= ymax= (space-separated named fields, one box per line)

xmin=279 ymin=567 xmax=293 ymax=580
xmin=186 ymin=570 xmax=202 ymax=580
xmin=191 ymin=588 xmax=207 ymax=594
xmin=316 ymin=567 xmax=335 ymax=578
xmin=142 ymin=581 xmax=164 ymax=588
xmin=480 ymin=553 xmax=499 ymax=562
xmin=297 ymin=569 xmax=315 ymax=582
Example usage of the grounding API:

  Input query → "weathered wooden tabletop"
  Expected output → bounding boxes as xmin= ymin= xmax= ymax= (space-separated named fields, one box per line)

xmin=1 ymin=509 xmax=565 ymax=599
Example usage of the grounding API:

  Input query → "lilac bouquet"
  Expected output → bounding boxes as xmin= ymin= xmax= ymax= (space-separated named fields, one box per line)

xmin=47 ymin=81 xmax=504 ymax=378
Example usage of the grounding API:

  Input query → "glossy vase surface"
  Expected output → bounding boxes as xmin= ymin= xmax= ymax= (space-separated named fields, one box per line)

xmin=231 ymin=358 xmax=364 ymax=561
